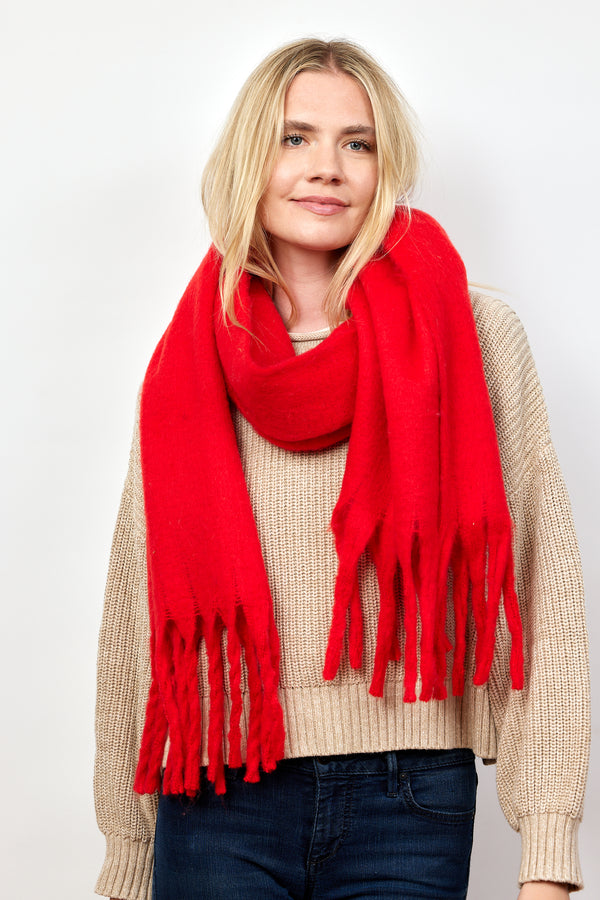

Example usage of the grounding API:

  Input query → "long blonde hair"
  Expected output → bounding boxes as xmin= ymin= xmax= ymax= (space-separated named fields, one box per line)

xmin=201 ymin=38 xmax=421 ymax=329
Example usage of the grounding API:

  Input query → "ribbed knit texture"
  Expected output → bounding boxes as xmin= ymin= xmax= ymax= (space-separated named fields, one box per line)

xmin=94 ymin=294 xmax=590 ymax=899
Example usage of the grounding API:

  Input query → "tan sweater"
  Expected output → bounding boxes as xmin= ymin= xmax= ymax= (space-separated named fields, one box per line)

xmin=94 ymin=293 xmax=590 ymax=899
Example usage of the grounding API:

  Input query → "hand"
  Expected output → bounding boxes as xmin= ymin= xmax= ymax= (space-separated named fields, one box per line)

xmin=518 ymin=883 xmax=570 ymax=899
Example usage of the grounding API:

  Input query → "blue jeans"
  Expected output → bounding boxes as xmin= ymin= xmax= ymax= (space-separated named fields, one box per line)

xmin=153 ymin=748 xmax=477 ymax=899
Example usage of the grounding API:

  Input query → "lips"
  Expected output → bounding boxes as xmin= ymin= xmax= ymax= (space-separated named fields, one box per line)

xmin=294 ymin=196 xmax=349 ymax=216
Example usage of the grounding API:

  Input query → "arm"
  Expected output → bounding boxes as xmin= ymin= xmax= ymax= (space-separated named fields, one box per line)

xmin=472 ymin=294 xmax=590 ymax=893
xmin=94 ymin=406 xmax=157 ymax=900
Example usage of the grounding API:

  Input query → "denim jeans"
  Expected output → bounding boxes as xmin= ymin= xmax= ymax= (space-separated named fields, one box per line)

xmin=153 ymin=747 xmax=477 ymax=899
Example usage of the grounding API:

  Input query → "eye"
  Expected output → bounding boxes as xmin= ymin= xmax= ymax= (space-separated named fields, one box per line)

xmin=282 ymin=134 xmax=305 ymax=147
xmin=347 ymin=139 xmax=372 ymax=152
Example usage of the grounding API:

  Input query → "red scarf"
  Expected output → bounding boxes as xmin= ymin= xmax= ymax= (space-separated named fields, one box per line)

xmin=133 ymin=208 xmax=523 ymax=798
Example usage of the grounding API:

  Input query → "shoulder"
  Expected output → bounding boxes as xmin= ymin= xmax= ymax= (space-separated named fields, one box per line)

xmin=469 ymin=291 xmax=530 ymax=362
xmin=119 ymin=388 xmax=145 ymax=532
xmin=469 ymin=291 xmax=537 ymax=402
xmin=468 ymin=291 xmax=552 ymax=493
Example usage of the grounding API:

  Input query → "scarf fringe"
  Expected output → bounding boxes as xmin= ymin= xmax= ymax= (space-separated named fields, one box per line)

xmin=322 ymin=520 xmax=524 ymax=704
xmin=134 ymin=514 xmax=524 ymax=796
xmin=133 ymin=607 xmax=285 ymax=797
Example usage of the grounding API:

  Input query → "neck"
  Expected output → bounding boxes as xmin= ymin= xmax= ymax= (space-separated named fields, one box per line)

xmin=271 ymin=243 xmax=341 ymax=332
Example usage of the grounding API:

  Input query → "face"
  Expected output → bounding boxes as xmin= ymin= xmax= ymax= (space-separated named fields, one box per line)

xmin=259 ymin=69 xmax=378 ymax=267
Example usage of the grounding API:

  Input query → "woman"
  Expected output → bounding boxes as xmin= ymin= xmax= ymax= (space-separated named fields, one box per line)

xmin=94 ymin=39 xmax=590 ymax=900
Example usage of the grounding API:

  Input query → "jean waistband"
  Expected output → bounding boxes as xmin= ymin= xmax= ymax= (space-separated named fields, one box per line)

xmin=276 ymin=747 xmax=475 ymax=777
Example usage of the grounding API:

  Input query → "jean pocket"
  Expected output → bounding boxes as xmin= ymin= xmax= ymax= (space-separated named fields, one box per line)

xmin=401 ymin=753 xmax=477 ymax=824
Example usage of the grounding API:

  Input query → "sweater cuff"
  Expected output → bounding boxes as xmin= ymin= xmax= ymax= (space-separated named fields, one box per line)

xmin=518 ymin=813 xmax=583 ymax=892
xmin=95 ymin=833 xmax=154 ymax=900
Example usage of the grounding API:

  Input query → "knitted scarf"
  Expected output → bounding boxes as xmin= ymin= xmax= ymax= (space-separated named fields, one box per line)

xmin=133 ymin=208 xmax=523 ymax=798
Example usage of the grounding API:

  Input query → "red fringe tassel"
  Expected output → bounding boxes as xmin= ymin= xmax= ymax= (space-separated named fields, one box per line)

xmin=134 ymin=523 xmax=523 ymax=798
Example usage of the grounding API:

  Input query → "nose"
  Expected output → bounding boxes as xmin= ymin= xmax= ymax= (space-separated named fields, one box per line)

xmin=306 ymin=140 xmax=343 ymax=184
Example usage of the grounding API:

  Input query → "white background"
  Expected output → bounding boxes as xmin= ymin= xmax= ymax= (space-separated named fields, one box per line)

xmin=1 ymin=1 xmax=598 ymax=897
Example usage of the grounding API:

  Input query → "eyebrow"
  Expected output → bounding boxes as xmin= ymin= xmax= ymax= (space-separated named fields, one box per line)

xmin=283 ymin=119 xmax=376 ymax=139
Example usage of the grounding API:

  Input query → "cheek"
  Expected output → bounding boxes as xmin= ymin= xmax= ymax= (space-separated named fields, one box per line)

xmin=349 ymin=162 xmax=378 ymax=212
xmin=266 ymin=158 xmax=296 ymax=195
xmin=258 ymin=183 xmax=281 ymax=230
xmin=363 ymin=167 xmax=379 ymax=206
xmin=259 ymin=169 xmax=293 ymax=226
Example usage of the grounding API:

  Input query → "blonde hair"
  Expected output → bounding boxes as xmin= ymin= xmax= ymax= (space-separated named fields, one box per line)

xmin=201 ymin=38 xmax=421 ymax=329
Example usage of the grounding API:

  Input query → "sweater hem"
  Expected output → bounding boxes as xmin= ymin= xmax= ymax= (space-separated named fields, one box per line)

xmin=195 ymin=678 xmax=500 ymax=765
xmin=281 ymin=679 xmax=499 ymax=759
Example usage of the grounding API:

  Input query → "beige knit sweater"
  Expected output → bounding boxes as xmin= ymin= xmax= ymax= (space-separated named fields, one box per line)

xmin=94 ymin=293 xmax=590 ymax=899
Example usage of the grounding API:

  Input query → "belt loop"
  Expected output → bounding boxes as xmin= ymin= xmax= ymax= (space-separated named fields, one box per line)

xmin=386 ymin=751 xmax=398 ymax=798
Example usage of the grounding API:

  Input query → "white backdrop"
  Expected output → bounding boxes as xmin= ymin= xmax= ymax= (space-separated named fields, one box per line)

xmin=1 ymin=1 xmax=598 ymax=897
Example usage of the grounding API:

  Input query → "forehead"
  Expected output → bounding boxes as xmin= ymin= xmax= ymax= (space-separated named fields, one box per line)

xmin=284 ymin=69 xmax=374 ymax=125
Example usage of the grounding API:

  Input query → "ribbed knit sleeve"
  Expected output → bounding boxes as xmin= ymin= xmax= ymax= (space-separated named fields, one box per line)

xmin=472 ymin=294 xmax=590 ymax=892
xmin=94 ymin=406 xmax=156 ymax=900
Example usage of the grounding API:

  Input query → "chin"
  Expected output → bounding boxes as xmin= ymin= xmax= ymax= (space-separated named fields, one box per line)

xmin=295 ymin=227 xmax=359 ymax=254
xmin=301 ymin=239 xmax=351 ymax=253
